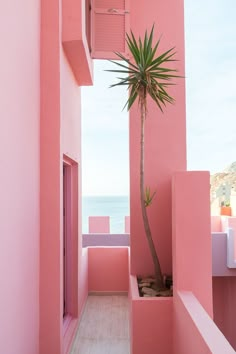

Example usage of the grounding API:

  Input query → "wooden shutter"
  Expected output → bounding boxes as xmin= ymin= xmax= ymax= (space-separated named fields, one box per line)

xmin=91 ymin=0 xmax=130 ymax=59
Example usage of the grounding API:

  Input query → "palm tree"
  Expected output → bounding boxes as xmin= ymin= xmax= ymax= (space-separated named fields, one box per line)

xmin=107 ymin=25 xmax=180 ymax=290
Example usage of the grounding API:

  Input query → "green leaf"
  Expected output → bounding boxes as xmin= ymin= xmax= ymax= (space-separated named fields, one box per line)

xmin=106 ymin=25 xmax=182 ymax=114
xmin=144 ymin=187 xmax=156 ymax=207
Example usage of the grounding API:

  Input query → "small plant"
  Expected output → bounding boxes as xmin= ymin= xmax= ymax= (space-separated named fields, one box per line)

xmin=221 ymin=201 xmax=230 ymax=207
xmin=144 ymin=187 xmax=156 ymax=207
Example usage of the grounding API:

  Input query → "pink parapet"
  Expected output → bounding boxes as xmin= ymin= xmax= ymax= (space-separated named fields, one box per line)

xmin=89 ymin=216 xmax=110 ymax=233
xmin=125 ymin=216 xmax=130 ymax=233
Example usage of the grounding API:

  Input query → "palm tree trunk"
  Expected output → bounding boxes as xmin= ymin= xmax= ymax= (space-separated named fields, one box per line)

xmin=140 ymin=100 xmax=164 ymax=290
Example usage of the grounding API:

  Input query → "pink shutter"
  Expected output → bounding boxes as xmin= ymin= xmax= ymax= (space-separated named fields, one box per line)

xmin=91 ymin=0 xmax=129 ymax=59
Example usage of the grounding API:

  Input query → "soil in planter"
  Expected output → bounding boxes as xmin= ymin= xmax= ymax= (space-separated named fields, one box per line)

xmin=137 ymin=275 xmax=173 ymax=297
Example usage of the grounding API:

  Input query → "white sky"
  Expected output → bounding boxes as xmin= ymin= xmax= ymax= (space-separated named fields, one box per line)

xmin=82 ymin=0 xmax=236 ymax=196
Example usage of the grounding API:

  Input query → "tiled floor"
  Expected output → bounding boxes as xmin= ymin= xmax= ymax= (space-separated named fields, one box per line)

xmin=70 ymin=295 xmax=130 ymax=354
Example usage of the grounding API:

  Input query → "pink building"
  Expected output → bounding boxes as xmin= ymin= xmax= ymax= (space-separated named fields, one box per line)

xmin=1 ymin=0 xmax=236 ymax=353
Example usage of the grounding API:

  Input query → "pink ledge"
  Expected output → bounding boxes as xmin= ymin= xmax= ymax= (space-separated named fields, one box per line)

xmin=62 ymin=0 xmax=93 ymax=85
xmin=174 ymin=291 xmax=235 ymax=354
xmin=129 ymin=275 xmax=173 ymax=354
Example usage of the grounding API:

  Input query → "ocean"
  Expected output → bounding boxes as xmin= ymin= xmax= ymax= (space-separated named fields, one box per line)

xmin=82 ymin=196 xmax=130 ymax=234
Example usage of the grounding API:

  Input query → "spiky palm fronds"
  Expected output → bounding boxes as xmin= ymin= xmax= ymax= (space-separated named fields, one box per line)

xmin=106 ymin=25 xmax=179 ymax=112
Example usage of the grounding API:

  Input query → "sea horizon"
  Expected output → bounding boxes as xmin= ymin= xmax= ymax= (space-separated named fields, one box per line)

xmin=82 ymin=195 xmax=130 ymax=234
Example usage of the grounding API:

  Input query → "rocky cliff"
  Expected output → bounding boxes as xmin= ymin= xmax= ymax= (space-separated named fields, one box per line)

xmin=210 ymin=162 xmax=236 ymax=204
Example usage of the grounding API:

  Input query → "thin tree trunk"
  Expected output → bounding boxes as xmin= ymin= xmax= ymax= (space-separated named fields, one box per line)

xmin=140 ymin=100 xmax=164 ymax=290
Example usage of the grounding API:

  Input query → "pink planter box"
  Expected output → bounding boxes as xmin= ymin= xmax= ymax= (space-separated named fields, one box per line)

xmin=129 ymin=275 xmax=173 ymax=354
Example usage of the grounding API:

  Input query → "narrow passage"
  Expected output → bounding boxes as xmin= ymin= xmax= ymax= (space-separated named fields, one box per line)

xmin=70 ymin=295 xmax=130 ymax=354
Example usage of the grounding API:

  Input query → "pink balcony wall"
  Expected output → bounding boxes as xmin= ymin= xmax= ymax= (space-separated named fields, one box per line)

xmin=88 ymin=247 xmax=129 ymax=293
xmin=88 ymin=216 xmax=110 ymax=234
xmin=0 ymin=1 xmax=40 ymax=353
xmin=174 ymin=291 xmax=235 ymax=354
xmin=129 ymin=0 xmax=186 ymax=277
xmin=213 ymin=277 xmax=236 ymax=350
xmin=212 ymin=217 xmax=236 ymax=350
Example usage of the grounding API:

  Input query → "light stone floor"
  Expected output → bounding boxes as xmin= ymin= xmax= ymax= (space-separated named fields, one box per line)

xmin=70 ymin=295 xmax=130 ymax=354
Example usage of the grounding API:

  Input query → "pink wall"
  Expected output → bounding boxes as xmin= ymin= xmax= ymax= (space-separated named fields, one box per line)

xmin=64 ymin=248 xmax=88 ymax=354
xmin=0 ymin=1 xmax=40 ymax=353
xmin=40 ymin=0 xmax=62 ymax=352
xmin=172 ymin=171 xmax=213 ymax=316
xmin=213 ymin=277 xmax=236 ymax=350
xmin=40 ymin=0 xmax=88 ymax=353
xmin=174 ymin=291 xmax=235 ymax=354
xmin=61 ymin=48 xmax=82 ymax=159
xmin=89 ymin=216 xmax=110 ymax=233
xmin=174 ymin=293 xmax=211 ymax=354
xmin=129 ymin=0 xmax=186 ymax=277
xmin=62 ymin=0 xmax=93 ymax=85
xmin=125 ymin=216 xmax=130 ymax=233
xmin=88 ymin=247 xmax=129 ymax=292
xmin=212 ymin=232 xmax=236 ymax=276
xmin=78 ymin=249 xmax=88 ymax=316
xmin=221 ymin=217 xmax=236 ymax=259
xmin=211 ymin=216 xmax=222 ymax=232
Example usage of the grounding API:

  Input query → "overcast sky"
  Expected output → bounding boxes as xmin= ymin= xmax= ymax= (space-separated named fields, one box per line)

xmin=82 ymin=0 xmax=236 ymax=196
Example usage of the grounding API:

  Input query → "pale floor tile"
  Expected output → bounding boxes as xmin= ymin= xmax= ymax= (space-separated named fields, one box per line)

xmin=70 ymin=296 xmax=130 ymax=354
xmin=71 ymin=339 xmax=130 ymax=354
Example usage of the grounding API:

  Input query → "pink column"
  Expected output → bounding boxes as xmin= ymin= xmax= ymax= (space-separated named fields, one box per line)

xmin=40 ymin=0 xmax=62 ymax=353
xmin=129 ymin=0 xmax=186 ymax=277
xmin=172 ymin=171 xmax=214 ymax=353
xmin=172 ymin=171 xmax=213 ymax=316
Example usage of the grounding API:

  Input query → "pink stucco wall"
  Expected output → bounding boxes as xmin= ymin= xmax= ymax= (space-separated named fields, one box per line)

xmin=174 ymin=291 xmax=235 ymax=354
xmin=89 ymin=216 xmax=110 ymax=233
xmin=125 ymin=216 xmax=130 ymax=233
xmin=211 ymin=215 xmax=222 ymax=232
xmin=221 ymin=217 xmax=236 ymax=259
xmin=88 ymin=247 xmax=129 ymax=292
xmin=61 ymin=46 xmax=89 ymax=353
xmin=129 ymin=0 xmax=186 ymax=277
xmin=212 ymin=232 xmax=236 ymax=276
xmin=174 ymin=293 xmax=211 ymax=354
xmin=0 ymin=0 xmax=40 ymax=353
xmin=40 ymin=0 xmax=88 ymax=353
xmin=172 ymin=171 xmax=213 ymax=316
xmin=40 ymin=0 xmax=62 ymax=352
xmin=78 ymin=249 xmax=89 ymax=315
xmin=213 ymin=277 xmax=236 ymax=350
